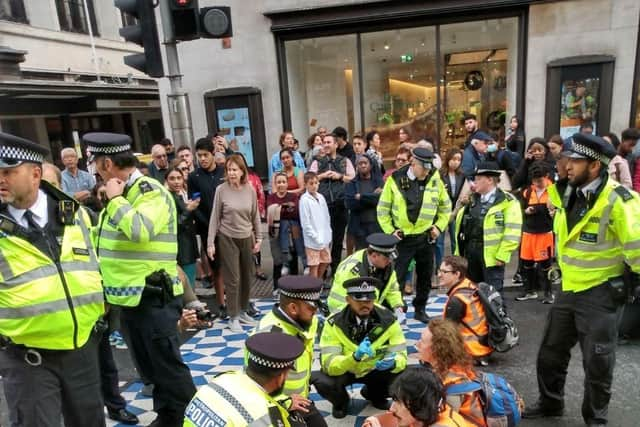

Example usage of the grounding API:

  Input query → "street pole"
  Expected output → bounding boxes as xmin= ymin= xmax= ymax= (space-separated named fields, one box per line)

xmin=158 ymin=0 xmax=194 ymax=149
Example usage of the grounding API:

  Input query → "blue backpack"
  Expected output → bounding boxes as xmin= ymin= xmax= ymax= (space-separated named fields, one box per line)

xmin=446 ymin=372 xmax=524 ymax=427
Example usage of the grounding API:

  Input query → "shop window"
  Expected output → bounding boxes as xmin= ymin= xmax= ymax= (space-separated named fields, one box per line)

xmin=361 ymin=26 xmax=438 ymax=159
xmin=285 ymin=35 xmax=360 ymax=144
xmin=56 ymin=0 xmax=99 ymax=35
xmin=0 ymin=0 xmax=28 ymax=23
xmin=439 ymin=18 xmax=518 ymax=153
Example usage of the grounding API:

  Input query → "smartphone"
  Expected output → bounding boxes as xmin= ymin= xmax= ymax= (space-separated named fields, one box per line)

xmin=192 ymin=192 xmax=201 ymax=200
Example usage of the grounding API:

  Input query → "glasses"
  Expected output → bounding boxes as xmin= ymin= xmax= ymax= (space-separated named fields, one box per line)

xmin=438 ymin=269 xmax=455 ymax=274
xmin=179 ymin=167 xmax=189 ymax=172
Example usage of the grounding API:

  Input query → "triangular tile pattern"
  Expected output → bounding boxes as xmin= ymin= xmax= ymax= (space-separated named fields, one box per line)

xmin=106 ymin=295 xmax=448 ymax=426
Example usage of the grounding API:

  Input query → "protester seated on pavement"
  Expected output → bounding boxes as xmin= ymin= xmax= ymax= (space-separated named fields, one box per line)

xmin=362 ymin=366 xmax=474 ymax=427
xmin=415 ymin=318 xmax=487 ymax=426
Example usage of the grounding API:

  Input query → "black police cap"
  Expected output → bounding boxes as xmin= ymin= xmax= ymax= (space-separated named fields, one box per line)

xmin=0 ymin=132 xmax=49 ymax=168
xmin=246 ymin=332 xmax=304 ymax=370
xmin=343 ymin=276 xmax=381 ymax=301
xmin=83 ymin=132 xmax=132 ymax=158
xmin=473 ymin=160 xmax=502 ymax=177
xmin=366 ymin=233 xmax=399 ymax=254
xmin=277 ymin=275 xmax=323 ymax=301
xmin=411 ymin=147 xmax=434 ymax=163
xmin=564 ymin=133 xmax=616 ymax=165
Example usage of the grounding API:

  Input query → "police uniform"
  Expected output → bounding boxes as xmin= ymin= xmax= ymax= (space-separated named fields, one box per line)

xmin=315 ymin=277 xmax=407 ymax=418
xmin=328 ymin=233 xmax=404 ymax=316
xmin=184 ymin=332 xmax=305 ymax=427
xmin=454 ymin=161 xmax=522 ymax=291
xmin=250 ymin=276 xmax=327 ymax=427
xmin=0 ymin=133 xmax=105 ymax=427
xmin=87 ymin=133 xmax=195 ymax=426
xmin=525 ymin=134 xmax=640 ymax=425
xmin=377 ymin=148 xmax=452 ymax=322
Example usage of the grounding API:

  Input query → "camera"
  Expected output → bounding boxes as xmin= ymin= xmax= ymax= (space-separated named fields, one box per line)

xmin=195 ymin=308 xmax=217 ymax=322
xmin=548 ymin=266 xmax=562 ymax=286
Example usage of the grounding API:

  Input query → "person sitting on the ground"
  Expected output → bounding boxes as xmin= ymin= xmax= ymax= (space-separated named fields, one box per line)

xmin=362 ymin=366 xmax=475 ymax=427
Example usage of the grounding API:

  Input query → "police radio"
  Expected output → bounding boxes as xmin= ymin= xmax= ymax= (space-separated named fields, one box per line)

xmin=58 ymin=200 xmax=75 ymax=225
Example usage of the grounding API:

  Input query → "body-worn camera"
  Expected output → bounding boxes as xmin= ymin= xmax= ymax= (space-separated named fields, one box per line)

xmin=195 ymin=308 xmax=217 ymax=322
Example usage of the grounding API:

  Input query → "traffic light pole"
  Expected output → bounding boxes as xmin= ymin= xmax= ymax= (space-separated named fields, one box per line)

xmin=158 ymin=0 xmax=194 ymax=149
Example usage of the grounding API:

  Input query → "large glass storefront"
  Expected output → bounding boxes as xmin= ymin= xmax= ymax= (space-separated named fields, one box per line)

xmin=284 ymin=17 xmax=519 ymax=157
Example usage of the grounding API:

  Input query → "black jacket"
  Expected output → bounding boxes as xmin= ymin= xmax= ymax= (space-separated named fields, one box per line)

xmin=172 ymin=192 xmax=198 ymax=266
xmin=187 ymin=166 xmax=225 ymax=236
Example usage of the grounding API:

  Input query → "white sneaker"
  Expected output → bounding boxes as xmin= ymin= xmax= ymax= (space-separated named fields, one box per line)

xmin=272 ymin=289 xmax=280 ymax=299
xmin=281 ymin=265 xmax=290 ymax=276
xmin=238 ymin=312 xmax=257 ymax=325
xmin=303 ymin=267 xmax=310 ymax=275
xmin=228 ymin=317 xmax=243 ymax=333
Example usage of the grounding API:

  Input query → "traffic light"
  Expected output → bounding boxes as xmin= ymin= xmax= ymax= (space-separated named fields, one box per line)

xmin=115 ymin=0 xmax=164 ymax=78
xmin=170 ymin=0 xmax=200 ymax=41
xmin=200 ymin=6 xmax=232 ymax=38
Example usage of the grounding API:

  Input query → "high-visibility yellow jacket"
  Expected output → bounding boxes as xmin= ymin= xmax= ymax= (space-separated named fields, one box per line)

xmin=95 ymin=173 xmax=182 ymax=306
xmin=0 ymin=183 xmax=104 ymax=349
xmin=551 ymin=179 xmax=640 ymax=292
xmin=328 ymin=249 xmax=403 ymax=313
xmin=320 ymin=305 xmax=406 ymax=378
xmin=377 ymin=165 xmax=451 ymax=236
xmin=454 ymin=190 xmax=522 ymax=266
xmin=249 ymin=307 xmax=317 ymax=398
xmin=183 ymin=371 xmax=292 ymax=427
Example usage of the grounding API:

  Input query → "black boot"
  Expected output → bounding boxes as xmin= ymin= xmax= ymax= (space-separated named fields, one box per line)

xmin=522 ymin=399 xmax=564 ymax=419
xmin=414 ymin=307 xmax=430 ymax=323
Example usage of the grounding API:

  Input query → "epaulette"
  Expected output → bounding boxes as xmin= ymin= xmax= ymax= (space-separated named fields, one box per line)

xmin=614 ymin=186 xmax=633 ymax=202
xmin=138 ymin=181 xmax=154 ymax=194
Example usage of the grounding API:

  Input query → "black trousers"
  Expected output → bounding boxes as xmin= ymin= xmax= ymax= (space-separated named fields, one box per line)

xmin=312 ymin=369 xmax=398 ymax=410
xmin=290 ymin=401 xmax=328 ymax=427
xmin=0 ymin=331 xmax=105 ymax=427
xmin=328 ymin=202 xmax=348 ymax=276
xmin=394 ymin=233 xmax=434 ymax=309
xmin=121 ymin=295 xmax=196 ymax=425
xmin=98 ymin=330 xmax=127 ymax=412
xmin=465 ymin=242 xmax=505 ymax=292
xmin=536 ymin=282 xmax=620 ymax=425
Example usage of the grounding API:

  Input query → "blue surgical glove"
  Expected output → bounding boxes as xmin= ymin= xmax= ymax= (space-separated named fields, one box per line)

xmin=375 ymin=353 xmax=396 ymax=371
xmin=353 ymin=337 xmax=374 ymax=361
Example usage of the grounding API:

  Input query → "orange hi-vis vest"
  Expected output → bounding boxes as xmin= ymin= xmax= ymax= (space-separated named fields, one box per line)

xmin=433 ymin=404 xmax=477 ymax=426
xmin=443 ymin=367 xmax=487 ymax=427
xmin=445 ymin=279 xmax=492 ymax=357
xmin=525 ymin=179 xmax=551 ymax=206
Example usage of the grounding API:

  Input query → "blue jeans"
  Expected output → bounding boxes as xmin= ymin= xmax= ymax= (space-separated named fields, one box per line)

xmin=279 ymin=219 xmax=307 ymax=268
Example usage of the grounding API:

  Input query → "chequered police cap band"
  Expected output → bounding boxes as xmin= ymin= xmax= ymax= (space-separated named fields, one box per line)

xmin=346 ymin=282 xmax=376 ymax=294
xmin=279 ymin=289 xmax=321 ymax=301
xmin=0 ymin=145 xmax=44 ymax=163
xmin=248 ymin=352 xmax=295 ymax=369
xmin=572 ymin=142 xmax=609 ymax=165
xmin=369 ymin=244 xmax=395 ymax=253
xmin=86 ymin=144 xmax=131 ymax=154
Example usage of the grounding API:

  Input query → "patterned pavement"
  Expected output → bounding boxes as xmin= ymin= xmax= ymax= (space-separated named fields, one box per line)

xmin=106 ymin=294 xmax=448 ymax=426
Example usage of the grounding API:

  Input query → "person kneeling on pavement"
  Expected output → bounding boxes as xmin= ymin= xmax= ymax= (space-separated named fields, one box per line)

xmin=362 ymin=366 xmax=474 ymax=427
xmin=315 ymin=277 xmax=407 ymax=419
xmin=438 ymin=255 xmax=492 ymax=366
xmin=184 ymin=332 xmax=305 ymax=427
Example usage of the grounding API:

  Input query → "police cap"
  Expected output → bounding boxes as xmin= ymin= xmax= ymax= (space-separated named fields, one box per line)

xmin=411 ymin=147 xmax=434 ymax=163
xmin=83 ymin=132 xmax=132 ymax=161
xmin=473 ymin=160 xmax=502 ymax=177
xmin=0 ymin=132 xmax=49 ymax=169
xmin=344 ymin=277 xmax=381 ymax=301
xmin=562 ymin=133 xmax=616 ymax=166
xmin=367 ymin=233 xmax=399 ymax=259
xmin=278 ymin=275 xmax=323 ymax=301
xmin=246 ymin=332 xmax=304 ymax=370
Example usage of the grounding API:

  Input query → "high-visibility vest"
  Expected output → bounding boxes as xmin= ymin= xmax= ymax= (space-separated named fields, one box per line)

xmin=328 ymin=249 xmax=403 ymax=313
xmin=445 ymin=279 xmax=492 ymax=358
xmin=377 ymin=166 xmax=451 ymax=236
xmin=320 ymin=305 xmax=407 ymax=378
xmin=454 ymin=190 xmax=522 ymax=266
xmin=183 ymin=371 xmax=292 ymax=427
xmin=443 ymin=367 xmax=487 ymax=427
xmin=95 ymin=175 xmax=182 ymax=307
xmin=553 ymin=180 xmax=640 ymax=292
xmin=432 ymin=404 xmax=477 ymax=427
xmin=0 ymin=187 xmax=104 ymax=350
xmin=250 ymin=309 xmax=317 ymax=398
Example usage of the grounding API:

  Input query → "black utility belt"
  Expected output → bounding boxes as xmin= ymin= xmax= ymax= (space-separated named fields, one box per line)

xmin=603 ymin=276 xmax=626 ymax=305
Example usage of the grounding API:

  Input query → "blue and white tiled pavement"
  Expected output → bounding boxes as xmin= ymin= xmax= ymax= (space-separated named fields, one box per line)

xmin=107 ymin=295 xmax=448 ymax=427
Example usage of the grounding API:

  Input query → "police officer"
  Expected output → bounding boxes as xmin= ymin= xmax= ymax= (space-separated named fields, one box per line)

xmin=377 ymin=147 xmax=451 ymax=323
xmin=454 ymin=161 xmax=522 ymax=292
xmin=0 ymin=133 xmax=105 ymax=426
xmin=251 ymin=276 xmax=327 ymax=427
xmin=524 ymin=134 xmax=640 ymax=426
xmin=184 ymin=332 xmax=305 ymax=427
xmin=328 ymin=233 xmax=404 ymax=322
xmin=87 ymin=132 xmax=195 ymax=426
xmin=315 ymin=277 xmax=407 ymax=419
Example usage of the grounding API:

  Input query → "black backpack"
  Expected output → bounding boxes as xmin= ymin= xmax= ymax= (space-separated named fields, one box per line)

xmin=474 ymin=282 xmax=519 ymax=352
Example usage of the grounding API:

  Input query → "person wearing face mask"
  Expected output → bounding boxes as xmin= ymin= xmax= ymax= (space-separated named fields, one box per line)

xmin=377 ymin=148 xmax=451 ymax=323
xmin=484 ymin=135 xmax=516 ymax=178
xmin=362 ymin=366 xmax=474 ymax=427
xmin=461 ymin=132 xmax=491 ymax=180
xmin=184 ymin=332 xmax=305 ymax=427
xmin=249 ymin=276 xmax=327 ymax=427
